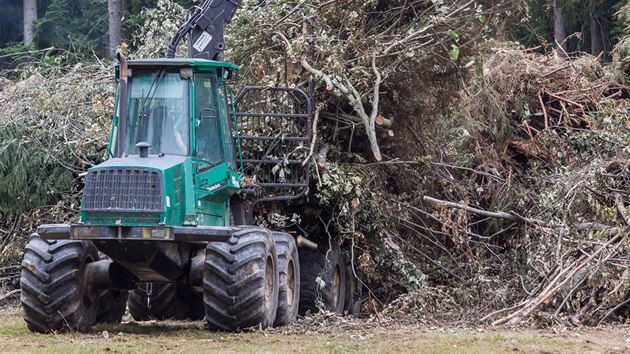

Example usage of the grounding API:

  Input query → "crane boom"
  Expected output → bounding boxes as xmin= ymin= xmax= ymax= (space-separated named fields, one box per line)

xmin=166 ymin=0 xmax=242 ymax=61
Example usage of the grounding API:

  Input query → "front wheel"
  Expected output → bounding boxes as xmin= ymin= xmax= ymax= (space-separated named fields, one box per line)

xmin=203 ymin=227 xmax=279 ymax=331
xmin=96 ymin=289 xmax=128 ymax=324
xmin=20 ymin=235 xmax=100 ymax=333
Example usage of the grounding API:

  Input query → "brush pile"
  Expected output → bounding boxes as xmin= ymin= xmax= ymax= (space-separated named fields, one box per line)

xmin=388 ymin=45 xmax=630 ymax=326
xmin=0 ymin=0 xmax=629 ymax=329
xmin=0 ymin=58 xmax=113 ymax=294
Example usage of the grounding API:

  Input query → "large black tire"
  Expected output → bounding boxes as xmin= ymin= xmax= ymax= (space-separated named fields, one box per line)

xmin=96 ymin=289 xmax=128 ymax=324
xmin=20 ymin=234 xmax=100 ymax=333
xmin=272 ymin=232 xmax=300 ymax=326
xmin=185 ymin=289 xmax=205 ymax=320
xmin=343 ymin=253 xmax=362 ymax=316
xmin=203 ymin=227 xmax=279 ymax=331
xmin=95 ymin=253 xmax=128 ymax=324
xmin=298 ymin=242 xmax=346 ymax=315
xmin=128 ymin=283 xmax=190 ymax=321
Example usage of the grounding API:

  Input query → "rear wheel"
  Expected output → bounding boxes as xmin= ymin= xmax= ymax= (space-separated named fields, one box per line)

xmin=185 ymin=289 xmax=205 ymax=320
xmin=203 ymin=227 xmax=279 ymax=331
xmin=298 ymin=242 xmax=346 ymax=315
xmin=273 ymin=232 xmax=300 ymax=326
xmin=343 ymin=253 xmax=362 ymax=316
xmin=96 ymin=289 xmax=128 ymax=324
xmin=95 ymin=253 xmax=128 ymax=324
xmin=127 ymin=283 xmax=191 ymax=321
xmin=20 ymin=234 xmax=99 ymax=333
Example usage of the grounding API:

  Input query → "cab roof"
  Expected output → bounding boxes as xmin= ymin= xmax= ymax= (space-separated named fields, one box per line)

xmin=126 ymin=58 xmax=240 ymax=70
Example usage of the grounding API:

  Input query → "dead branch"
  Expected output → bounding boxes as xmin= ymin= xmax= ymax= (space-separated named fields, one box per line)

xmin=538 ymin=93 xmax=549 ymax=129
xmin=422 ymin=196 xmax=549 ymax=227
xmin=545 ymin=91 xmax=585 ymax=109
xmin=597 ymin=297 xmax=630 ymax=326
xmin=375 ymin=114 xmax=393 ymax=128
xmin=0 ymin=289 xmax=20 ymax=302
xmin=301 ymin=57 xmax=383 ymax=161
xmin=317 ymin=144 xmax=330 ymax=172
xmin=491 ymin=233 xmax=623 ymax=326
xmin=423 ymin=196 xmax=624 ymax=234
xmin=302 ymin=104 xmax=322 ymax=166
xmin=486 ymin=196 xmax=630 ymax=326
xmin=430 ymin=162 xmax=505 ymax=182
xmin=321 ymin=111 xmax=393 ymax=132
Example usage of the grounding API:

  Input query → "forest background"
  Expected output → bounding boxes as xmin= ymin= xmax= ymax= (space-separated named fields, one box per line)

xmin=0 ymin=0 xmax=630 ymax=327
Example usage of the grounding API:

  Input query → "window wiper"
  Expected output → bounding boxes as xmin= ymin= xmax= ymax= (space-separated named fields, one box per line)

xmin=133 ymin=70 xmax=168 ymax=149
xmin=137 ymin=69 xmax=167 ymax=122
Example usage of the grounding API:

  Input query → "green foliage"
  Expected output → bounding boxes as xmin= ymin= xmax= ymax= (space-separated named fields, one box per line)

xmin=512 ymin=0 xmax=623 ymax=54
xmin=618 ymin=2 xmax=630 ymax=35
xmin=0 ymin=125 xmax=75 ymax=213
xmin=0 ymin=43 xmax=37 ymax=74
xmin=35 ymin=0 xmax=109 ymax=55
xmin=128 ymin=0 xmax=188 ymax=58
xmin=0 ymin=61 xmax=113 ymax=214
xmin=313 ymin=161 xmax=426 ymax=291
xmin=0 ymin=0 xmax=23 ymax=48
xmin=612 ymin=36 xmax=630 ymax=84
xmin=315 ymin=162 xmax=383 ymax=236
xmin=122 ymin=0 xmax=199 ymax=52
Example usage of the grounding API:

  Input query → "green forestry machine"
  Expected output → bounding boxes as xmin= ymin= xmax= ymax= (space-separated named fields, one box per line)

xmin=19 ymin=0 xmax=360 ymax=333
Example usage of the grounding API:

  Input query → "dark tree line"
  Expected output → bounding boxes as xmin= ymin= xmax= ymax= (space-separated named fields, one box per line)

xmin=517 ymin=0 xmax=624 ymax=58
xmin=0 ymin=0 xmax=628 ymax=58
xmin=0 ymin=0 xmax=197 ymax=56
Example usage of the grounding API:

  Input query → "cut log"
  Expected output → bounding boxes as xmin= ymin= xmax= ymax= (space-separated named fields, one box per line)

xmin=375 ymin=115 xmax=393 ymax=128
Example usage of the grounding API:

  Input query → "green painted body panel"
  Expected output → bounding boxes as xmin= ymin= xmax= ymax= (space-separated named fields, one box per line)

xmin=80 ymin=59 xmax=242 ymax=232
xmin=124 ymin=58 xmax=239 ymax=70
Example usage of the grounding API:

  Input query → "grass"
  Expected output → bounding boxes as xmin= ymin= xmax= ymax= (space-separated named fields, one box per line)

xmin=0 ymin=308 xmax=627 ymax=353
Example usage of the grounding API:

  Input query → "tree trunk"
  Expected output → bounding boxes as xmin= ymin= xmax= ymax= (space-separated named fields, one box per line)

xmin=553 ymin=0 xmax=567 ymax=59
xmin=108 ymin=0 xmax=123 ymax=56
xmin=601 ymin=16 xmax=612 ymax=57
xmin=496 ymin=17 xmax=508 ymax=42
xmin=589 ymin=0 xmax=612 ymax=59
xmin=590 ymin=16 xmax=603 ymax=57
xmin=22 ymin=0 xmax=37 ymax=46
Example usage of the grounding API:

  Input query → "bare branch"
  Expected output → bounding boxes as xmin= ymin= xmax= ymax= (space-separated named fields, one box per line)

xmin=301 ymin=58 xmax=382 ymax=161
xmin=302 ymin=104 xmax=322 ymax=166
xmin=0 ymin=289 xmax=20 ymax=302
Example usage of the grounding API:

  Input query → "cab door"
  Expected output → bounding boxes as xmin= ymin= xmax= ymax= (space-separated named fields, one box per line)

xmin=191 ymin=72 xmax=238 ymax=226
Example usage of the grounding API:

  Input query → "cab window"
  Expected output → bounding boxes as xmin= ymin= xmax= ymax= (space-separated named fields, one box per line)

xmin=124 ymin=71 xmax=188 ymax=156
xmin=194 ymin=73 xmax=224 ymax=164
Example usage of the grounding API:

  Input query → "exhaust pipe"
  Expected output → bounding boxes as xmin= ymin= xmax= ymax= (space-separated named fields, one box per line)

xmin=116 ymin=51 xmax=129 ymax=157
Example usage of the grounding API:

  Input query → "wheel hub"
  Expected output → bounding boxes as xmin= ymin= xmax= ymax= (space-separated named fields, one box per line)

xmin=332 ymin=265 xmax=341 ymax=307
xmin=286 ymin=260 xmax=295 ymax=308
xmin=264 ymin=255 xmax=274 ymax=312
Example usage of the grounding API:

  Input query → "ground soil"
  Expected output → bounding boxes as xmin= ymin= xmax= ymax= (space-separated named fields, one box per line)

xmin=0 ymin=304 xmax=629 ymax=353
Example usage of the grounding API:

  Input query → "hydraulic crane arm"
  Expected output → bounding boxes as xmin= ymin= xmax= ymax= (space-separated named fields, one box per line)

xmin=166 ymin=0 xmax=242 ymax=61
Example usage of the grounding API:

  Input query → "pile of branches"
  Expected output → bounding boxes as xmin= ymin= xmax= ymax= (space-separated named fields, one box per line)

xmin=227 ymin=0 xmax=525 ymax=162
xmin=1 ymin=0 xmax=628 ymax=329
xmin=389 ymin=45 xmax=630 ymax=326
xmin=0 ymin=53 xmax=113 ymax=278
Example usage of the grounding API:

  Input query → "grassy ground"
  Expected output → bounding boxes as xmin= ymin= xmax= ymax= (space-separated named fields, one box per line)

xmin=0 ymin=307 xmax=629 ymax=353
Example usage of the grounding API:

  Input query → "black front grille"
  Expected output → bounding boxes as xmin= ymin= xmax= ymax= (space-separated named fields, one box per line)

xmin=82 ymin=168 xmax=164 ymax=212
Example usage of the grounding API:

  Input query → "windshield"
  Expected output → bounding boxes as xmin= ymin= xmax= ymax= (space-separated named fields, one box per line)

xmin=124 ymin=71 xmax=189 ymax=156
